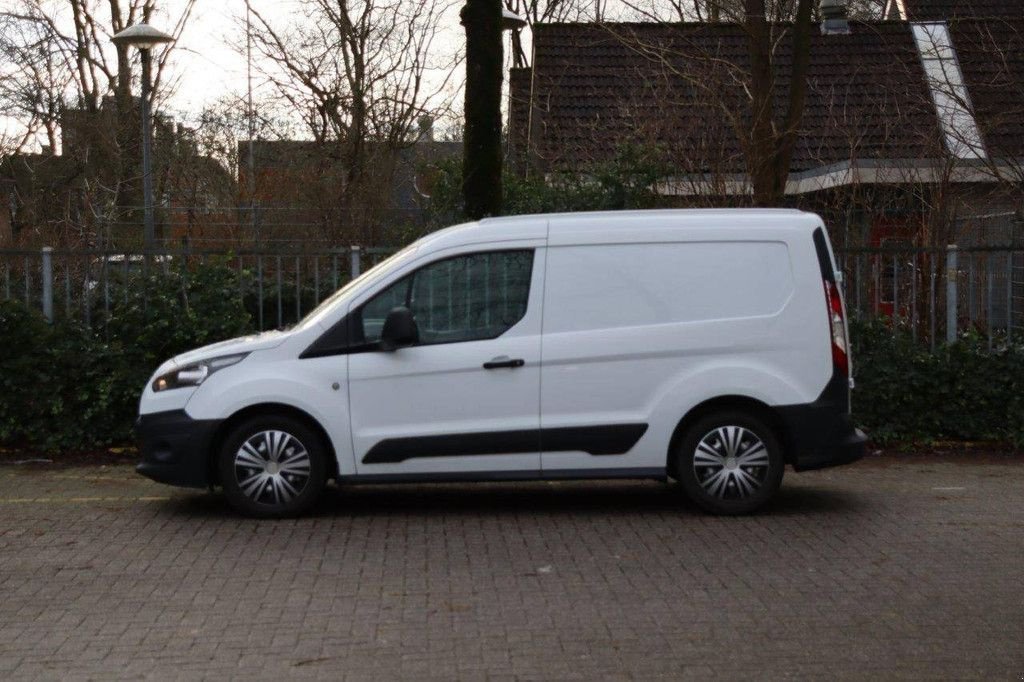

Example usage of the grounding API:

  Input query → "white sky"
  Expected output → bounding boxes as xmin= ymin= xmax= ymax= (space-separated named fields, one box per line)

xmin=142 ymin=0 xmax=482 ymax=135
xmin=1 ymin=0 xmax=470 ymax=147
xmin=4 ymin=0 xmax=639 ymax=149
xmin=170 ymin=1 xmax=315 ymax=116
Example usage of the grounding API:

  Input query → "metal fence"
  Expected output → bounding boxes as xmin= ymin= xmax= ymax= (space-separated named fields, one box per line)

xmin=837 ymin=245 xmax=1020 ymax=349
xmin=3 ymin=243 xmax=1022 ymax=348
xmin=0 ymin=246 xmax=396 ymax=332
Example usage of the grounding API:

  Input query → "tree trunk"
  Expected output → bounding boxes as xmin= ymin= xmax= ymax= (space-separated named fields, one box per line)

xmin=744 ymin=0 xmax=815 ymax=205
xmin=461 ymin=0 xmax=504 ymax=220
xmin=744 ymin=0 xmax=776 ymax=205
xmin=770 ymin=0 xmax=815 ymax=200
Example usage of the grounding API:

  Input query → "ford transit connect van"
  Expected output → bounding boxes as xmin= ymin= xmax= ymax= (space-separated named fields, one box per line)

xmin=136 ymin=209 xmax=866 ymax=517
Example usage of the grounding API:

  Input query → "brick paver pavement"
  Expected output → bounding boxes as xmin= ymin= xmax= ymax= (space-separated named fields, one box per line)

xmin=0 ymin=455 xmax=1022 ymax=680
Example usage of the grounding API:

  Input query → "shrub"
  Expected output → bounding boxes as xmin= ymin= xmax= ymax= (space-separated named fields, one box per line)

xmin=98 ymin=260 xmax=254 ymax=368
xmin=0 ymin=302 xmax=127 ymax=451
xmin=0 ymin=261 xmax=253 ymax=452
xmin=850 ymin=318 xmax=1024 ymax=445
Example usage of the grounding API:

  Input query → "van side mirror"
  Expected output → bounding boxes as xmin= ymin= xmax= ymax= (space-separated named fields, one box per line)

xmin=379 ymin=306 xmax=419 ymax=351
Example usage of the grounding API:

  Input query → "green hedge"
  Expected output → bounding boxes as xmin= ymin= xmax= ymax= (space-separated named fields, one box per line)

xmin=850 ymin=319 xmax=1024 ymax=446
xmin=0 ymin=262 xmax=252 ymax=452
xmin=2 ymin=265 xmax=1022 ymax=452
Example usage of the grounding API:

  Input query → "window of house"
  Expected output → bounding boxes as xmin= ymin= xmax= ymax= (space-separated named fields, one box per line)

xmin=911 ymin=22 xmax=987 ymax=160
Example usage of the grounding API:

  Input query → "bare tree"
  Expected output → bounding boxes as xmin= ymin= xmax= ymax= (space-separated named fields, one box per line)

xmin=245 ymin=0 xmax=458 ymax=212
xmin=0 ymin=9 xmax=72 ymax=153
xmin=0 ymin=1 xmax=194 ymax=122
xmin=0 ymin=0 xmax=195 ymax=244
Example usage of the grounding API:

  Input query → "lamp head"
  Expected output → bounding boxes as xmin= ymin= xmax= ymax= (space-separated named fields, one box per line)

xmin=111 ymin=23 xmax=174 ymax=50
xmin=501 ymin=8 xmax=526 ymax=30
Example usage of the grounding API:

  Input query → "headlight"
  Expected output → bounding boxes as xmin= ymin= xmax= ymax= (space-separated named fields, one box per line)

xmin=152 ymin=353 xmax=249 ymax=392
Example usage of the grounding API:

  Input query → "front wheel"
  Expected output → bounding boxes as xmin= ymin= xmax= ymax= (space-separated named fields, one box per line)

xmin=674 ymin=411 xmax=784 ymax=515
xmin=218 ymin=415 xmax=328 ymax=518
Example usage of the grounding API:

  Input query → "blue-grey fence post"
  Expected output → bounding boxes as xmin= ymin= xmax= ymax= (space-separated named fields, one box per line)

xmin=41 ymin=247 xmax=53 ymax=322
xmin=1008 ymin=252 xmax=1014 ymax=344
xmin=350 ymin=246 xmax=361 ymax=280
xmin=946 ymin=245 xmax=958 ymax=344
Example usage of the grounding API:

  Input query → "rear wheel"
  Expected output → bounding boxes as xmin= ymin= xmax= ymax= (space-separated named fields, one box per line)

xmin=218 ymin=415 xmax=327 ymax=518
xmin=675 ymin=410 xmax=784 ymax=515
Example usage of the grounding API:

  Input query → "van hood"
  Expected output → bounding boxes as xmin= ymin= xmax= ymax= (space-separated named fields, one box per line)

xmin=169 ymin=329 xmax=291 ymax=369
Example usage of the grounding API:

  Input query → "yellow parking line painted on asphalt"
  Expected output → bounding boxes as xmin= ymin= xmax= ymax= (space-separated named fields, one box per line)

xmin=0 ymin=495 xmax=170 ymax=504
xmin=52 ymin=474 xmax=136 ymax=482
xmin=0 ymin=473 xmax=135 ymax=483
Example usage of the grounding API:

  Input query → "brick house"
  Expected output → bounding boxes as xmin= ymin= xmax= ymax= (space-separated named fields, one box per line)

xmin=509 ymin=0 xmax=1024 ymax=248
xmin=0 ymin=97 xmax=233 ymax=249
xmin=236 ymin=136 xmax=460 ymax=246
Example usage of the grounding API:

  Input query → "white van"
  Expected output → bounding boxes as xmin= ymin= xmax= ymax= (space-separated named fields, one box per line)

xmin=136 ymin=209 xmax=866 ymax=517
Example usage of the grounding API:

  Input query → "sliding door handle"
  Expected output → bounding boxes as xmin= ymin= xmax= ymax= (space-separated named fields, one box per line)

xmin=483 ymin=356 xmax=525 ymax=369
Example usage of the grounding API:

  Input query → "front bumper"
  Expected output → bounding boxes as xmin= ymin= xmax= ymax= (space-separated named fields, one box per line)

xmin=135 ymin=410 xmax=222 ymax=489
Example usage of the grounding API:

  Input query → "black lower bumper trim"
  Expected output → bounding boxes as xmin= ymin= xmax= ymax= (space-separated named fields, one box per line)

xmin=776 ymin=407 xmax=867 ymax=472
xmin=778 ymin=371 xmax=867 ymax=472
xmin=789 ymin=426 xmax=867 ymax=471
xmin=135 ymin=410 xmax=222 ymax=489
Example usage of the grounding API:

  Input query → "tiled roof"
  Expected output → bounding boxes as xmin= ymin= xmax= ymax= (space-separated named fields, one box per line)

xmin=521 ymin=21 xmax=945 ymax=176
xmin=898 ymin=0 xmax=1024 ymax=21
xmin=947 ymin=17 xmax=1024 ymax=159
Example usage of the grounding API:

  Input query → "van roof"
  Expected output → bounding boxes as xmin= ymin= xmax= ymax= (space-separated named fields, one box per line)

xmin=420 ymin=208 xmax=823 ymax=251
xmin=482 ymin=208 xmax=810 ymax=225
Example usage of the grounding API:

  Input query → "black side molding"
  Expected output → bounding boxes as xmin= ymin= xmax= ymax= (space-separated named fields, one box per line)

xmin=337 ymin=467 xmax=667 ymax=485
xmin=362 ymin=424 xmax=649 ymax=464
xmin=542 ymin=424 xmax=649 ymax=455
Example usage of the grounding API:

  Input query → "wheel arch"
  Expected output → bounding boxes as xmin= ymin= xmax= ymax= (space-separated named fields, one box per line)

xmin=207 ymin=402 xmax=339 ymax=486
xmin=666 ymin=395 xmax=793 ymax=478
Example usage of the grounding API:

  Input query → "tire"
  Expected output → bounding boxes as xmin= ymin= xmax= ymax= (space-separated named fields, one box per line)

xmin=217 ymin=415 xmax=328 ymax=518
xmin=674 ymin=410 xmax=784 ymax=515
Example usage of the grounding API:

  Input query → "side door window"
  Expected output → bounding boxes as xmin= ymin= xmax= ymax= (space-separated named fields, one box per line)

xmin=356 ymin=250 xmax=534 ymax=346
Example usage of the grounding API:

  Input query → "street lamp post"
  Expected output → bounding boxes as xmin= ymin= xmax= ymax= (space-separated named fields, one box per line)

xmin=111 ymin=24 xmax=173 ymax=251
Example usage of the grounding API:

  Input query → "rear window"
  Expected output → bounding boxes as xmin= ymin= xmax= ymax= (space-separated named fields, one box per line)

xmin=812 ymin=228 xmax=837 ymax=283
xmin=543 ymin=242 xmax=793 ymax=333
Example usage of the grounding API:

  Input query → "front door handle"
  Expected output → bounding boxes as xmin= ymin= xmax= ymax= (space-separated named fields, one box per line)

xmin=483 ymin=356 xmax=525 ymax=369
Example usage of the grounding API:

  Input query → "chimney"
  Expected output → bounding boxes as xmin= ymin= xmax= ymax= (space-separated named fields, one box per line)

xmin=821 ymin=0 xmax=851 ymax=35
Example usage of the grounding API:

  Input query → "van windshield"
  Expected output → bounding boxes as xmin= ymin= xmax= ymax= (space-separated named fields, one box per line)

xmin=294 ymin=243 xmax=420 ymax=331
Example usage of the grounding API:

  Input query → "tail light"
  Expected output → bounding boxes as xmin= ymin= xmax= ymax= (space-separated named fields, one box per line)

xmin=824 ymin=279 xmax=848 ymax=377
